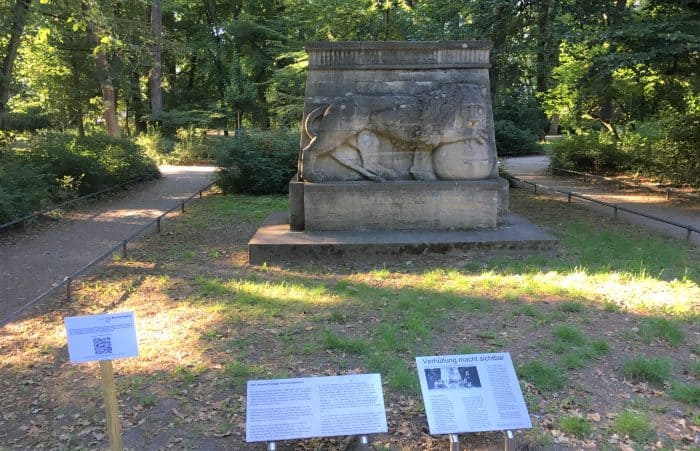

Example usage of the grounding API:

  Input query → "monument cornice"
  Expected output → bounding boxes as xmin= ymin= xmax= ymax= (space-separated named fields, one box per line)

xmin=305 ymin=41 xmax=492 ymax=70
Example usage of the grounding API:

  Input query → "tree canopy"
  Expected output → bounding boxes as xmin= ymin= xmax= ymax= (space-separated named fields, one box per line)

xmin=1 ymin=0 xmax=698 ymax=181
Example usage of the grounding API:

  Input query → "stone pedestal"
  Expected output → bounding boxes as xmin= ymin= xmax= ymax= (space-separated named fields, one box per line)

xmin=248 ymin=41 xmax=557 ymax=264
xmin=291 ymin=177 xmax=510 ymax=231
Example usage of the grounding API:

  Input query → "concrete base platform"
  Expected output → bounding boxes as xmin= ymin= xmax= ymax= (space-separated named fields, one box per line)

xmin=248 ymin=212 xmax=558 ymax=265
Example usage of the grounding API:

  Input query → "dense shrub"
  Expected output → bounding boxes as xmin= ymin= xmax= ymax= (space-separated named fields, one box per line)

xmin=137 ymin=126 xmax=215 ymax=165
xmin=0 ymin=132 xmax=159 ymax=224
xmin=495 ymin=120 xmax=542 ymax=155
xmin=548 ymin=110 xmax=699 ymax=185
xmin=494 ymin=92 xmax=548 ymax=138
xmin=3 ymin=109 xmax=52 ymax=132
xmin=154 ymin=109 xmax=212 ymax=135
xmin=171 ymin=126 xmax=215 ymax=163
xmin=546 ymin=132 xmax=626 ymax=173
xmin=214 ymin=129 xmax=298 ymax=195
xmin=136 ymin=126 xmax=176 ymax=164
xmin=631 ymin=110 xmax=699 ymax=185
xmin=0 ymin=155 xmax=53 ymax=223
xmin=23 ymin=132 xmax=160 ymax=195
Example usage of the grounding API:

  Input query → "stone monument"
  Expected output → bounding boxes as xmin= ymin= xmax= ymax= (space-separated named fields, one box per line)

xmin=290 ymin=41 xmax=508 ymax=232
xmin=249 ymin=41 xmax=557 ymax=264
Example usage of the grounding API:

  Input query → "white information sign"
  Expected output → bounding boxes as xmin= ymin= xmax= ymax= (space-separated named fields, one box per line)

xmin=416 ymin=353 xmax=531 ymax=434
xmin=246 ymin=373 xmax=388 ymax=442
xmin=64 ymin=312 xmax=139 ymax=363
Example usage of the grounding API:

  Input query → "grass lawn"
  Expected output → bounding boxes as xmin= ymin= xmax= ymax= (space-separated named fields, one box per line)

xmin=1 ymin=189 xmax=698 ymax=450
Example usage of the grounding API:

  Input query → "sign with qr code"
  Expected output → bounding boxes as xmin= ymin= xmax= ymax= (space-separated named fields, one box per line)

xmin=64 ymin=312 xmax=138 ymax=363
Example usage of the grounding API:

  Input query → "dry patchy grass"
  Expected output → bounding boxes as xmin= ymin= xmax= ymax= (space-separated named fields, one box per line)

xmin=1 ymin=190 xmax=698 ymax=450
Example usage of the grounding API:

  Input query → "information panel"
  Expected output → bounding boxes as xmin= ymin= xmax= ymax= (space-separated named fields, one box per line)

xmin=416 ymin=353 xmax=531 ymax=434
xmin=64 ymin=312 xmax=139 ymax=363
xmin=246 ymin=373 xmax=388 ymax=442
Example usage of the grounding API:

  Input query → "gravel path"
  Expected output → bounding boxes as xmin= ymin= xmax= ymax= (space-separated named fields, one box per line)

xmin=502 ymin=156 xmax=700 ymax=246
xmin=0 ymin=165 xmax=216 ymax=322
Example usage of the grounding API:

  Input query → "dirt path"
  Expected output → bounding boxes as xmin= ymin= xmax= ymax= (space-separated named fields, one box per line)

xmin=0 ymin=165 xmax=216 ymax=321
xmin=502 ymin=155 xmax=700 ymax=246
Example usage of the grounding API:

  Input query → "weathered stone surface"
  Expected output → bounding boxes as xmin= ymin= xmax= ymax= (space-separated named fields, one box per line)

xmin=249 ymin=211 xmax=559 ymax=265
xmin=299 ymin=41 xmax=497 ymax=184
xmin=304 ymin=179 xmax=500 ymax=231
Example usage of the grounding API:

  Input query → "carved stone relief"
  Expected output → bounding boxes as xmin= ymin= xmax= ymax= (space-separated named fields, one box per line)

xmin=299 ymin=83 xmax=496 ymax=183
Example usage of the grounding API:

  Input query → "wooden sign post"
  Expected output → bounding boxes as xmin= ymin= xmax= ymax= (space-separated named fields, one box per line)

xmin=65 ymin=312 xmax=139 ymax=451
xmin=99 ymin=360 xmax=123 ymax=450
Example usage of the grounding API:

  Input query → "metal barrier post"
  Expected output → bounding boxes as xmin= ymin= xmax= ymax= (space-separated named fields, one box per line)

xmin=156 ymin=217 xmax=161 ymax=233
xmin=613 ymin=206 xmax=618 ymax=219
xmin=199 ymin=191 xmax=203 ymax=199
xmin=666 ymin=189 xmax=670 ymax=200
xmin=504 ymin=430 xmax=516 ymax=451
xmin=358 ymin=435 xmax=370 ymax=450
xmin=687 ymin=228 xmax=692 ymax=241
xmin=66 ymin=277 xmax=72 ymax=302
xmin=533 ymin=184 xmax=537 ymax=194
xmin=122 ymin=241 xmax=127 ymax=259
xmin=567 ymin=192 xmax=572 ymax=204
xmin=266 ymin=442 xmax=276 ymax=451
xmin=449 ymin=434 xmax=460 ymax=451
xmin=181 ymin=202 xmax=185 ymax=213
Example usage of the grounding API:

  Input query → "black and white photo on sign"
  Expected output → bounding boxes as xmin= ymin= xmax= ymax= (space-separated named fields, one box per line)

xmin=424 ymin=366 xmax=482 ymax=390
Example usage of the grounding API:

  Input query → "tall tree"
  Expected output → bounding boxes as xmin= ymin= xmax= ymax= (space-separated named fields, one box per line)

xmin=0 ymin=0 xmax=32 ymax=130
xmin=148 ymin=0 xmax=163 ymax=120
xmin=83 ymin=0 xmax=120 ymax=137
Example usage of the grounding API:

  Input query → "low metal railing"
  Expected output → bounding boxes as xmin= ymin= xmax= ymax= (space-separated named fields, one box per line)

xmin=0 ymin=181 xmax=215 ymax=327
xmin=505 ymin=174 xmax=699 ymax=242
xmin=0 ymin=176 xmax=152 ymax=232
xmin=551 ymin=167 xmax=700 ymax=201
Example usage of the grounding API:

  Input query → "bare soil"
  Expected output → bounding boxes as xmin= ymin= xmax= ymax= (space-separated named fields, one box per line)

xmin=1 ymin=190 xmax=698 ymax=450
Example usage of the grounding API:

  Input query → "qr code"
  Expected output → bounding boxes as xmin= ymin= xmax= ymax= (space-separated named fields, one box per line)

xmin=93 ymin=337 xmax=112 ymax=355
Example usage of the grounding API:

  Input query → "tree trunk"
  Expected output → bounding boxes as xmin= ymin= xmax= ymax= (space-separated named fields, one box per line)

xmin=535 ymin=0 xmax=551 ymax=94
xmin=148 ymin=0 xmax=163 ymax=119
xmin=204 ymin=0 xmax=228 ymax=135
xmin=549 ymin=113 xmax=559 ymax=135
xmin=132 ymin=71 xmax=147 ymax=134
xmin=488 ymin=3 xmax=509 ymax=99
xmin=0 ymin=0 xmax=32 ymax=130
xmin=187 ymin=54 xmax=197 ymax=91
xmin=76 ymin=102 xmax=85 ymax=137
xmin=84 ymin=1 xmax=120 ymax=137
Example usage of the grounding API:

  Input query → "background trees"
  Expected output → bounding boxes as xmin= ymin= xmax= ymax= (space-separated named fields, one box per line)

xmin=0 ymin=0 xmax=697 ymax=184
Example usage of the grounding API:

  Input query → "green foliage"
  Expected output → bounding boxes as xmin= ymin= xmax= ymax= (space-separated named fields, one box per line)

xmin=24 ymin=132 xmax=159 ymax=195
xmin=592 ymin=340 xmax=610 ymax=355
xmin=611 ymin=411 xmax=655 ymax=442
xmin=617 ymin=107 xmax=700 ymax=186
xmin=0 ymin=153 xmax=53 ymax=223
xmin=171 ymin=127 xmax=214 ymax=164
xmin=494 ymin=92 xmax=547 ymax=138
xmin=559 ymin=416 xmax=592 ymax=438
xmin=669 ymin=382 xmax=700 ymax=406
xmin=638 ymin=317 xmax=685 ymax=347
xmin=214 ymin=129 xmax=298 ymax=195
xmin=136 ymin=127 xmax=176 ymax=164
xmin=266 ymin=51 xmax=307 ymax=128
xmin=320 ymin=329 xmax=369 ymax=355
xmin=518 ymin=360 xmax=566 ymax=392
xmin=494 ymin=120 xmax=541 ymax=156
xmin=154 ymin=110 xmax=213 ymax=135
xmin=552 ymin=325 xmax=587 ymax=346
xmin=0 ymin=132 xmax=159 ymax=224
xmin=547 ymin=132 xmax=625 ymax=173
xmin=622 ymin=356 xmax=671 ymax=385
xmin=3 ymin=109 xmax=52 ymax=132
